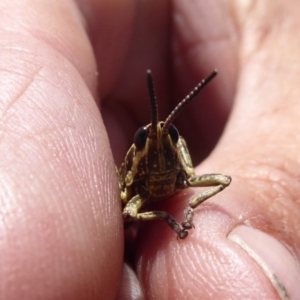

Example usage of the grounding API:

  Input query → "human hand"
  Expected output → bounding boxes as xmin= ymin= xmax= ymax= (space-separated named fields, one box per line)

xmin=1 ymin=1 xmax=299 ymax=299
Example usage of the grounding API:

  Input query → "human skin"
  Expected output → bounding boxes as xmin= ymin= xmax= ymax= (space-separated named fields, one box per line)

xmin=0 ymin=0 xmax=299 ymax=299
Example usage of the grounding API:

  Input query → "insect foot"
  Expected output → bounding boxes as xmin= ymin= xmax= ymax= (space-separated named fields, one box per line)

xmin=118 ymin=69 xmax=232 ymax=239
xmin=182 ymin=207 xmax=195 ymax=230
xmin=182 ymin=174 xmax=232 ymax=230
xmin=166 ymin=215 xmax=189 ymax=239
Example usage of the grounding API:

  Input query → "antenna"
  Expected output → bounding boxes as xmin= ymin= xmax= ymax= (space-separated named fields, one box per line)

xmin=163 ymin=70 xmax=218 ymax=130
xmin=147 ymin=70 xmax=159 ymax=132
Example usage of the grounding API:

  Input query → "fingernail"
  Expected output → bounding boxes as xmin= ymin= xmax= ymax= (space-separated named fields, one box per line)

xmin=228 ymin=225 xmax=300 ymax=300
xmin=115 ymin=263 xmax=144 ymax=300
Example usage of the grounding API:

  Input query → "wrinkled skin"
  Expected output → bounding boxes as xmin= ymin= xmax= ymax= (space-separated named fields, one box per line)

xmin=0 ymin=1 xmax=300 ymax=299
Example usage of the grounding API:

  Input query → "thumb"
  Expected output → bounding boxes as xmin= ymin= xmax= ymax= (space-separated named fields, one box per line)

xmin=202 ymin=1 xmax=300 ymax=298
xmin=135 ymin=1 xmax=300 ymax=299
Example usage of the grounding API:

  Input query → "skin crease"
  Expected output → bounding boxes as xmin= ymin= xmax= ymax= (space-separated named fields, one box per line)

xmin=0 ymin=0 xmax=299 ymax=299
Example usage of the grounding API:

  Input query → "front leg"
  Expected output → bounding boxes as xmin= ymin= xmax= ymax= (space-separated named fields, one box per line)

xmin=123 ymin=194 xmax=189 ymax=239
xmin=182 ymin=174 xmax=231 ymax=229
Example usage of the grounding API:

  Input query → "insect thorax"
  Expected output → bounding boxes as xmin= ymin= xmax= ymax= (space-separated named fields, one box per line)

xmin=137 ymin=135 xmax=181 ymax=197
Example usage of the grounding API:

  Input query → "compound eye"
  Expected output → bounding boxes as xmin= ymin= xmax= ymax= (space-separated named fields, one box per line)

xmin=134 ymin=126 xmax=148 ymax=150
xmin=169 ymin=124 xmax=179 ymax=144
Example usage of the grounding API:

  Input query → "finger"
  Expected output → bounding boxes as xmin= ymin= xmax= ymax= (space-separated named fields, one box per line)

xmin=134 ymin=1 xmax=300 ymax=299
xmin=0 ymin=1 xmax=132 ymax=299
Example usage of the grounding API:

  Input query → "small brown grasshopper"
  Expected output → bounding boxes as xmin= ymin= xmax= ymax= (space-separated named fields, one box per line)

xmin=118 ymin=70 xmax=231 ymax=239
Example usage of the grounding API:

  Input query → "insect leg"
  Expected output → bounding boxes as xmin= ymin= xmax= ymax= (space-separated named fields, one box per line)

xmin=123 ymin=194 xmax=189 ymax=239
xmin=182 ymin=174 xmax=231 ymax=229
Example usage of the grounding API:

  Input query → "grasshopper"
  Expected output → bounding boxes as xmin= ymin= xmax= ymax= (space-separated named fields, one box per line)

xmin=118 ymin=70 xmax=231 ymax=239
